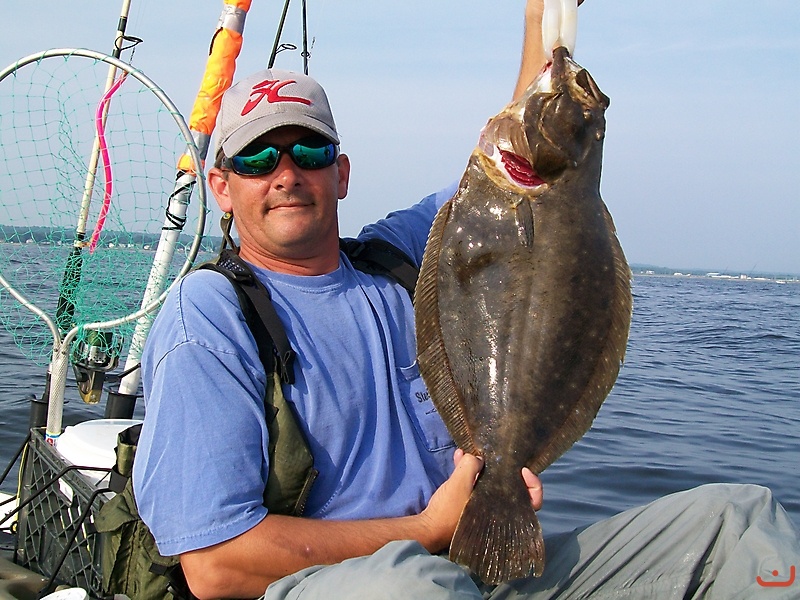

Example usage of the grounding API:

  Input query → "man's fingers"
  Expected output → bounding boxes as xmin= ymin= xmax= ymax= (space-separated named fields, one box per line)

xmin=522 ymin=467 xmax=544 ymax=511
xmin=456 ymin=452 xmax=484 ymax=475
xmin=453 ymin=450 xmax=484 ymax=487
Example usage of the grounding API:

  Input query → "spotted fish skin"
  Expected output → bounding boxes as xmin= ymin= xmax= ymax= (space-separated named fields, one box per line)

xmin=415 ymin=47 xmax=632 ymax=584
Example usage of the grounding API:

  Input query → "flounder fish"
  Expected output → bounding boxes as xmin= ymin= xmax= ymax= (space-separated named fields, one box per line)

xmin=415 ymin=46 xmax=633 ymax=584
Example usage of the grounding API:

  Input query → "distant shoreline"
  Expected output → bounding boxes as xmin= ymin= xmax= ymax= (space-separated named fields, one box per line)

xmin=632 ymin=267 xmax=799 ymax=284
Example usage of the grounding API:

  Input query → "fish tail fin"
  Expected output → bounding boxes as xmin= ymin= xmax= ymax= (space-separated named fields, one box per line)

xmin=450 ymin=484 xmax=545 ymax=584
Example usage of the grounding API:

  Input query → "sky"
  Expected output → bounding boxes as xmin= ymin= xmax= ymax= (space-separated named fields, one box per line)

xmin=1 ymin=0 xmax=798 ymax=275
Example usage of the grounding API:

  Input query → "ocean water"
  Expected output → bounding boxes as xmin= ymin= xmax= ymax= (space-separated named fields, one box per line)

xmin=1 ymin=272 xmax=798 ymax=537
xmin=537 ymin=275 xmax=800 ymax=535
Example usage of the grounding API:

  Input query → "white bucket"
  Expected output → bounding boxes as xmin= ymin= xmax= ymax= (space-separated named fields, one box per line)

xmin=54 ymin=419 xmax=142 ymax=488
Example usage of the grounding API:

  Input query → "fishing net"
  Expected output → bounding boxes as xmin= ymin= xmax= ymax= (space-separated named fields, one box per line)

xmin=0 ymin=49 xmax=211 ymax=371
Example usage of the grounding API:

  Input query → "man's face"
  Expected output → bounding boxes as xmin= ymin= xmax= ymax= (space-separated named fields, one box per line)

xmin=209 ymin=125 xmax=350 ymax=272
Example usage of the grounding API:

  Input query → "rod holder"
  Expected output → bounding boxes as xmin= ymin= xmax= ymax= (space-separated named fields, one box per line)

xmin=104 ymin=389 xmax=138 ymax=419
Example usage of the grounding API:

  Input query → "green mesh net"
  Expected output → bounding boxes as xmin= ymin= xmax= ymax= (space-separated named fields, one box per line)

xmin=0 ymin=50 xmax=214 ymax=370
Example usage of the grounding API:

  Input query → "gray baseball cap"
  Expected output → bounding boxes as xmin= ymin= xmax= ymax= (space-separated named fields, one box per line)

xmin=215 ymin=68 xmax=339 ymax=159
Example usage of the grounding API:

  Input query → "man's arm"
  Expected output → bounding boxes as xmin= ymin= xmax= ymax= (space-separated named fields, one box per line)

xmin=514 ymin=0 xmax=547 ymax=101
xmin=180 ymin=451 xmax=484 ymax=599
xmin=181 ymin=451 xmax=544 ymax=599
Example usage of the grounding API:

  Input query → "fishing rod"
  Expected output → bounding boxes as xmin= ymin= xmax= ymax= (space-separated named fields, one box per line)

xmin=268 ymin=0 xmax=293 ymax=69
xmin=268 ymin=0 xmax=311 ymax=74
xmin=301 ymin=0 xmax=309 ymax=74
xmin=110 ymin=0 xmax=253 ymax=414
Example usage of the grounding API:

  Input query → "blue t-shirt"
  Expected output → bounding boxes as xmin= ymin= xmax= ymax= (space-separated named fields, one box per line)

xmin=133 ymin=185 xmax=457 ymax=556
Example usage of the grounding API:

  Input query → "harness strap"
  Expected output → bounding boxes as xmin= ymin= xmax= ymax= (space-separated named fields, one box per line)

xmin=108 ymin=423 xmax=141 ymax=494
xmin=203 ymin=249 xmax=297 ymax=384
xmin=340 ymin=237 xmax=419 ymax=299
xmin=199 ymin=251 xmax=319 ymax=516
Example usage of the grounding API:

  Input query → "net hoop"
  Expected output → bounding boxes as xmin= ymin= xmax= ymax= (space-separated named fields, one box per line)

xmin=0 ymin=47 xmax=207 ymax=350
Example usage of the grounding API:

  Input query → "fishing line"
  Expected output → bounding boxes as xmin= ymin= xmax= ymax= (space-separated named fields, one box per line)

xmin=301 ymin=0 xmax=309 ymax=74
xmin=309 ymin=0 xmax=332 ymax=58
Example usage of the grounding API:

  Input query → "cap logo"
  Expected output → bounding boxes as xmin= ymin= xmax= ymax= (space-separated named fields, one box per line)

xmin=241 ymin=79 xmax=312 ymax=116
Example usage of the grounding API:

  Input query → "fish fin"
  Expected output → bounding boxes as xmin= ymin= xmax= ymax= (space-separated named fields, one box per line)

xmin=450 ymin=483 xmax=545 ymax=584
xmin=416 ymin=199 xmax=478 ymax=454
xmin=515 ymin=198 xmax=534 ymax=247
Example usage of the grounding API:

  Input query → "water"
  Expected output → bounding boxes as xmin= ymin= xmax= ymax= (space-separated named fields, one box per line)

xmin=1 ymin=274 xmax=798 ymax=536
xmin=537 ymin=275 xmax=800 ymax=535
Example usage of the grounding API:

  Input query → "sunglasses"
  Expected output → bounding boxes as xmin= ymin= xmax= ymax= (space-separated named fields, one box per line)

xmin=223 ymin=136 xmax=339 ymax=176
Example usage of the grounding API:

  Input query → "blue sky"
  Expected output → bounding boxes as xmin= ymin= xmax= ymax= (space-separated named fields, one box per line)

xmin=2 ymin=0 xmax=798 ymax=274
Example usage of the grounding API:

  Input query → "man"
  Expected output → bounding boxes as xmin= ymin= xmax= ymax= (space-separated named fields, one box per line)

xmin=134 ymin=1 xmax=800 ymax=598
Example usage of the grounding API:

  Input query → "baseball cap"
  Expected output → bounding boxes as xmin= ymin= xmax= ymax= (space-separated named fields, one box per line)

xmin=215 ymin=68 xmax=339 ymax=159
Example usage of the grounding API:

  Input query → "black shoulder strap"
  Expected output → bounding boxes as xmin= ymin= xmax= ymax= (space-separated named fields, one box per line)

xmin=340 ymin=237 xmax=419 ymax=298
xmin=197 ymin=249 xmax=296 ymax=385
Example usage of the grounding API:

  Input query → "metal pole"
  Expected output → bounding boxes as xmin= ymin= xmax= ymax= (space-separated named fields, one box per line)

xmin=268 ymin=0 xmax=292 ymax=68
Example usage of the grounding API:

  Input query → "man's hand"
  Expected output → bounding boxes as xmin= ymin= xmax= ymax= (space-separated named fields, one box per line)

xmin=419 ymin=449 xmax=483 ymax=552
xmin=525 ymin=0 xmax=545 ymax=24
xmin=515 ymin=0 xmax=586 ymax=100
xmin=420 ymin=449 xmax=545 ymax=554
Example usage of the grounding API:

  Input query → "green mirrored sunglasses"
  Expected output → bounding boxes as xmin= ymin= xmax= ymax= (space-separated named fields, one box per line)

xmin=223 ymin=136 xmax=339 ymax=176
